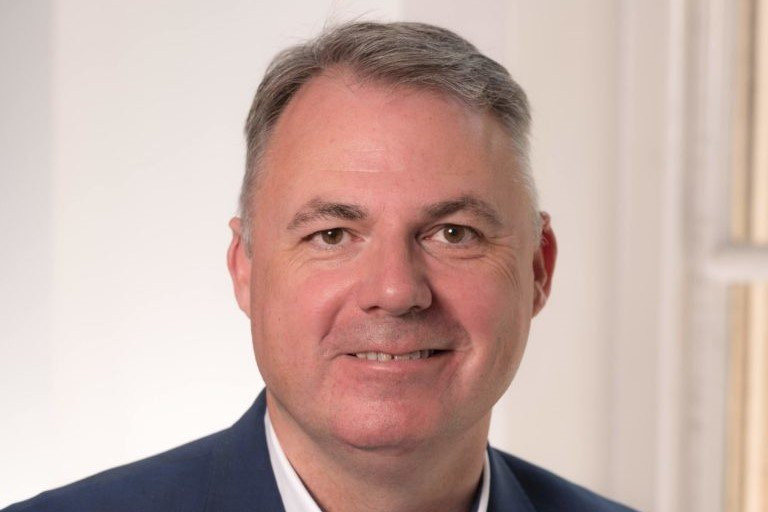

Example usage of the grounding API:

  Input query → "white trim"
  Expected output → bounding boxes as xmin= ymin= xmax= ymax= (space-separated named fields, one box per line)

xmin=705 ymin=246 xmax=768 ymax=281
xmin=655 ymin=0 xmax=687 ymax=509
xmin=685 ymin=0 xmax=737 ymax=509
xmin=609 ymin=0 xmax=633 ymax=498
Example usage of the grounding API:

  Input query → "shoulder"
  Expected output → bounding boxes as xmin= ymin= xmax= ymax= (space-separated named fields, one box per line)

xmin=3 ymin=393 xmax=275 ymax=512
xmin=2 ymin=430 xmax=225 ymax=512
xmin=490 ymin=447 xmax=640 ymax=512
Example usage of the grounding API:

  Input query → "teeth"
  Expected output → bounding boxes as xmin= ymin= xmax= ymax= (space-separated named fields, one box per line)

xmin=353 ymin=350 xmax=435 ymax=361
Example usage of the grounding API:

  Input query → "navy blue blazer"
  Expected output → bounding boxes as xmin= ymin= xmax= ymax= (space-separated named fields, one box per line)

xmin=4 ymin=391 xmax=638 ymax=511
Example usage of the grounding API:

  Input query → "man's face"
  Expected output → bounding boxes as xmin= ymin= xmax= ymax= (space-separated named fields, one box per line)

xmin=228 ymin=72 xmax=555 ymax=452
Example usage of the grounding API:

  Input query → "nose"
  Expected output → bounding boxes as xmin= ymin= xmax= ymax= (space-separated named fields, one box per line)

xmin=355 ymin=239 xmax=433 ymax=316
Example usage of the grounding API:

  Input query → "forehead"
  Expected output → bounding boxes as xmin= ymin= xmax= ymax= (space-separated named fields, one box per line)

xmin=254 ymin=72 xmax=528 ymax=223
xmin=266 ymin=72 xmax=511 ymax=167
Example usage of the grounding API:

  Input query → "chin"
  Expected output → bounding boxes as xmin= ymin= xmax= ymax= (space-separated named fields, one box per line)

xmin=328 ymin=400 xmax=440 ymax=453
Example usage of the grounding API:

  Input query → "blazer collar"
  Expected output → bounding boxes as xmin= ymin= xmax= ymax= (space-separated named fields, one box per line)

xmin=487 ymin=447 xmax=536 ymax=512
xmin=203 ymin=390 xmax=285 ymax=512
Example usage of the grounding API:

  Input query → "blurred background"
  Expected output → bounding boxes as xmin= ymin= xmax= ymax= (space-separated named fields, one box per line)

xmin=2 ymin=1 xmax=767 ymax=511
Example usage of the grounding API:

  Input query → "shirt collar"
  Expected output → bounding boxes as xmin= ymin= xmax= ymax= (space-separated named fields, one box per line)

xmin=265 ymin=409 xmax=490 ymax=512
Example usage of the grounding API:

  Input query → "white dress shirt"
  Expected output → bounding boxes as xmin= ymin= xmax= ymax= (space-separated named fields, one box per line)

xmin=265 ymin=409 xmax=490 ymax=512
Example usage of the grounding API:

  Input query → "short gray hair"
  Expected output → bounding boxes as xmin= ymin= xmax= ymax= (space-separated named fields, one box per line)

xmin=240 ymin=21 xmax=537 ymax=246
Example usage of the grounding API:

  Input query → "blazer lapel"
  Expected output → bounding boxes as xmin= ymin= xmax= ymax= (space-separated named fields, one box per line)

xmin=203 ymin=390 xmax=285 ymax=512
xmin=487 ymin=447 xmax=536 ymax=512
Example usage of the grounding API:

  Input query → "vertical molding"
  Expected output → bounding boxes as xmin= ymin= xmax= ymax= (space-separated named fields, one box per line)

xmin=611 ymin=0 xmax=639 ymax=502
xmin=727 ymin=1 xmax=756 ymax=510
xmin=685 ymin=0 xmax=736 ymax=509
xmin=655 ymin=0 xmax=687 ymax=510
xmin=752 ymin=0 xmax=768 ymax=243
xmin=727 ymin=285 xmax=749 ymax=512
xmin=744 ymin=3 xmax=768 ymax=508
xmin=611 ymin=1 xmax=663 ymax=509
xmin=744 ymin=285 xmax=768 ymax=511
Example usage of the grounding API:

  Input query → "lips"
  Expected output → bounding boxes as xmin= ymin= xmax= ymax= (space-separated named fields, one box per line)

xmin=328 ymin=316 xmax=466 ymax=362
xmin=350 ymin=349 xmax=437 ymax=361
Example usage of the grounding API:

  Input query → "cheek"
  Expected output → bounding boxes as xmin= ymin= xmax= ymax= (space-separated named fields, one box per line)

xmin=252 ymin=262 xmax=355 ymax=363
xmin=436 ymin=263 xmax=533 ymax=378
xmin=438 ymin=257 xmax=532 ymax=332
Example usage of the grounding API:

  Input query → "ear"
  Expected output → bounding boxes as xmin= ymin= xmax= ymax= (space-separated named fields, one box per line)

xmin=532 ymin=211 xmax=557 ymax=317
xmin=227 ymin=217 xmax=252 ymax=318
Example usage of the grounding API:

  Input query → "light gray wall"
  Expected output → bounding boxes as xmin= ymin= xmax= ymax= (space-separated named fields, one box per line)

xmin=0 ymin=0 xmax=55 ymax=503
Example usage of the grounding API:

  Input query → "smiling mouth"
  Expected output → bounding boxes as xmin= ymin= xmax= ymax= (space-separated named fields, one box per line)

xmin=348 ymin=349 xmax=443 ymax=362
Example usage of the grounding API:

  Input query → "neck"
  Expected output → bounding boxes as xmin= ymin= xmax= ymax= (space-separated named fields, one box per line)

xmin=266 ymin=392 xmax=489 ymax=512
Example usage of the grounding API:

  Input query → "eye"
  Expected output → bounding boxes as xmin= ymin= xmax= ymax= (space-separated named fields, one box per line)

xmin=307 ymin=228 xmax=351 ymax=248
xmin=320 ymin=228 xmax=344 ymax=245
xmin=430 ymin=224 xmax=481 ymax=245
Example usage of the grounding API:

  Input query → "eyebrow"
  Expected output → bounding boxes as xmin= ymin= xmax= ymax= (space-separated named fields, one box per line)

xmin=423 ymin=195 xmax=503 ymax=227
xmin=287 ymin=198 xmax=368 ymax=231
xmin=286 ymin=194 xmax=503 ymax=231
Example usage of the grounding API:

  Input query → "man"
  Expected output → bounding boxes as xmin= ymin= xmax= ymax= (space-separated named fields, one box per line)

xmin=4 ymin=22 xmax=636 ymax=512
